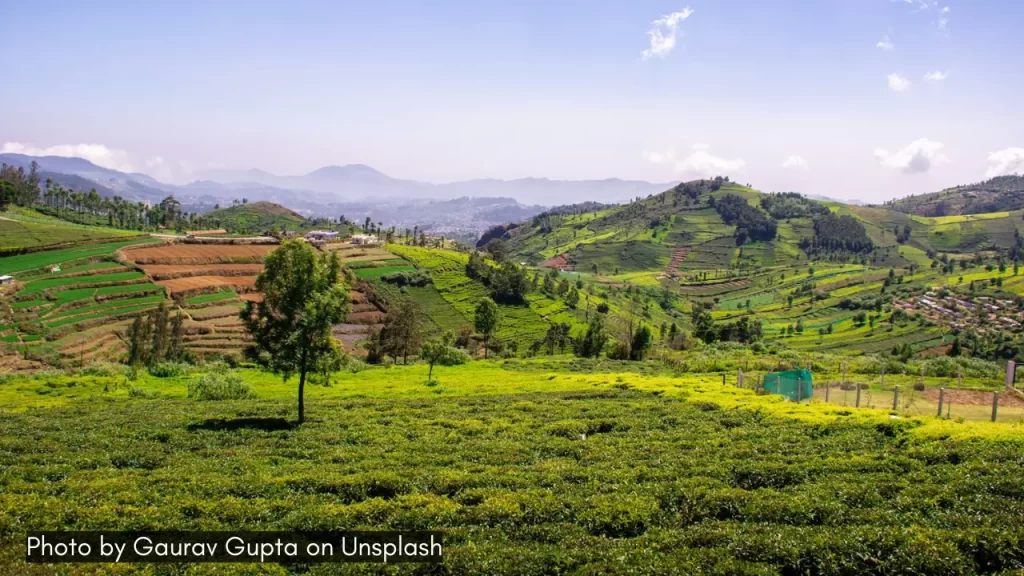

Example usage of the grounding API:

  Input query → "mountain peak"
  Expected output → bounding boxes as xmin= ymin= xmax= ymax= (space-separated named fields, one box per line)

xmin=305 ymin=164 xmax=388 ymax=180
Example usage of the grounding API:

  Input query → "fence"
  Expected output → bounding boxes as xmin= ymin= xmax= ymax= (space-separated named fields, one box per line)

xmin=729 ymin=360 xmax=1024 ymax=423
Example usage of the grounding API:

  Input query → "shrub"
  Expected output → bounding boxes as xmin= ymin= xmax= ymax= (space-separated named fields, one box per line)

xmin=149 ymin=362 xmax=194 ymax=378
xmin=80 ymin=362 xmax=126 ymax=377
xmin=187 ymin=372 xmax=257 ymax=401
xmin=380 ymin=270 xmax=430 ymax=287
xmin=128 ymin=386 xmax=160 ymax=399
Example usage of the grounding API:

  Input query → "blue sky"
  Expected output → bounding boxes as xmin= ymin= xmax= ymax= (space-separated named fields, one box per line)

xmin=1 ymin=0 xmax=1022 ymax=202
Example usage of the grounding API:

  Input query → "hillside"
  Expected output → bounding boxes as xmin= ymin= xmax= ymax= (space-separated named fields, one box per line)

xmin=494 ymin=179 xmax=1024 ymax=357
xmin=884 ymin=175 xmax=1024 ymax=217
xmin=198 ymin=201 xmax=307 ymax=234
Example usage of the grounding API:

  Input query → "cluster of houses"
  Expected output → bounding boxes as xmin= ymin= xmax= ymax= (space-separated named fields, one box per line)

xmin=299 ymin=230 xmax=381 ymax=247
xmin=896 ymin=291 xmax=1022 ymax=333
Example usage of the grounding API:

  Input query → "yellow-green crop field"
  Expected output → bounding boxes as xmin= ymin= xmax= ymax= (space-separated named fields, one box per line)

xmin=1 ymin=359 xmax=1023 ymax=574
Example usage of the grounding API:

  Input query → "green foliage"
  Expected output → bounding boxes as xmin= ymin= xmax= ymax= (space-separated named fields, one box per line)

xmin=186 ymin=371 xmax=257 ymax=400
xmin=489 ymin=261 xmax=530 ymax=304
xmin=352 ymin=264 xmax=416 ymax=279
xmin=576 ymin=314 xmax=608 ymax=358
xmin=420 ymin=335 xmax=470 ymax=380
xmin=241 ymin=239 xmax=350 ymax=423
xmin=376 ymin=299 xmax=423 ymax=363
xmin=802 ymin=213 xmax=874 ymax=254
xmin=711 ymin=193 xmax=777 ymax=244
xmin=379 ymin=269 xmax=430 ymax=287
xmin=474 ymin=297 xmax=500 ymax=357
xmin=198 ymin=201 xmax=307 ymax=234
xmin=759 ymin=192 xmax=831 ymax=219
xmin=629 ymin=325 xmax=653 ymax=360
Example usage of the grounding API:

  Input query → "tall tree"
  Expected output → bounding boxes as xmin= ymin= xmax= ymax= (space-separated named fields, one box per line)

xmin=474 ymin=297 xmax=500 ymax=359
xmin=242 ymin=240 xmax=350 ymax=424
xmin=379 ymin=299 xmax=422 ymax=364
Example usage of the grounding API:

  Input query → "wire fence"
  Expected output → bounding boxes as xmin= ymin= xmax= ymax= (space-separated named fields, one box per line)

xmin=727 ymin=364 xmax=1024 ymax=424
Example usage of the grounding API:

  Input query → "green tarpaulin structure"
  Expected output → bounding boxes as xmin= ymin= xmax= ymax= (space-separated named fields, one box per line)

xmin=763 ymin=369 xmax=813 ymax=401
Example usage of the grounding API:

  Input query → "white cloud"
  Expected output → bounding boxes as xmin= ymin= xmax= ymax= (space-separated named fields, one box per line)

xmin=888 ymin=73 xmax=912 ymax=92
xmin=641 ymin=8 xmax=694 ymax=60
xmin=923 ymin=70 xmax=948 ymax=81
xmin=782 ymin=155 xmax=809 ymax=170
xmin=1 ymin=142 xmax=135 ymax=172
xmin=876 ymin=36 xmax=894 ymax=50
xmin=874 ymin=138 xmax=948 ymax=174
xmin=643 ymin=144 xmax=744 ymax=177
xmin=985 ymin=148 xmax=1024 ymax=178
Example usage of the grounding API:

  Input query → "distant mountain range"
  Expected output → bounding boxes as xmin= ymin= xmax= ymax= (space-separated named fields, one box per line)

xmin=1 ymin=151 xmax=673 ymax=205
xmin=0 ymin=152 xmax=876 ymax=240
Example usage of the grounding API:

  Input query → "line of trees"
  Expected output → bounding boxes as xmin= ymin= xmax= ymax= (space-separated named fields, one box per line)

xmin=126 ymin=304 xmax=186 ymax=367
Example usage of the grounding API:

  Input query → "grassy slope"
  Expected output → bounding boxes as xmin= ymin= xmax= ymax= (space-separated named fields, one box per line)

xmin=0 ymin=215 xmax=142 ymax=252
xmin=199 ymin=201 xmax=307 ymax=232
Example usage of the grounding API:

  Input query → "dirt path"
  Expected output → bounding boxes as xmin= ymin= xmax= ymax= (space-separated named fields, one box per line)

xmin=665 ymin=246 xmax=691 ymax=277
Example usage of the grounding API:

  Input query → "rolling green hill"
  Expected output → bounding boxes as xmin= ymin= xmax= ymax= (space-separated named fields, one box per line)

xmin=491 ymin=179 xmax=1024 ymax=357
xmin=884 ymin=175 xmax=1024 ymax=217
xmin=197 ymin=201 xmax=308 ymax=234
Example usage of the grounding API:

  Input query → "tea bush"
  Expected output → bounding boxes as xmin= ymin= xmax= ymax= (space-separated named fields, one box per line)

xmin=0 ymin=385 xmax=1022 ymax=573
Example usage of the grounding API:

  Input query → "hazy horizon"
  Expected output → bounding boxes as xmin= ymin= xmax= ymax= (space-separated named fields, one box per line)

xmin=2 ymin=0 xmax=1023 ymax=204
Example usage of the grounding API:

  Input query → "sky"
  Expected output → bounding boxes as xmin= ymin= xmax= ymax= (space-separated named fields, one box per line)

xmin=1 ymin=0 xmax=1023 ymax=203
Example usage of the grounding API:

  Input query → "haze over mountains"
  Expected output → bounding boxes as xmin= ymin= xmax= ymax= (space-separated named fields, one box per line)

xmin=0 ymin=152 xmax=683 ymax=240
xmin=0 ymin=153 xmax=673 ymax=206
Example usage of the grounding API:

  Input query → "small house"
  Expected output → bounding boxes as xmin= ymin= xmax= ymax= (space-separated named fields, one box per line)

xmin=350 ymin=234 xmax=380 ymax=246
xmin=305 ymin=230 xmax=340 ymax=241
xmin=0 ymin=275 xmax=13 ymax=285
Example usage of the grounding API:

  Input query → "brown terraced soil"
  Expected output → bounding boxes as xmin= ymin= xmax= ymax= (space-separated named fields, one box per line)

xmin=140 ymin=263 xmax=264 ymax=280
xmin=158 ymin=276 xmax=257 ymax=294
xmin=123 ymin=244 xmax=275 ymax=264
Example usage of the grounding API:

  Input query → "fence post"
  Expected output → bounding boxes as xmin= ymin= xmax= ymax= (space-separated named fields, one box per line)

xmin=1006 ymin=361 xmax=1016 ymax=391
xmin=992 ymin=392 xmax=999 ymax=422
xmin=957 ymin=365 xmax=961 ymax=389
xmin=721 ymin=373 xmax=726 ymax=386
xmin=856 ymin=383 xmax=861 ymax=408
xmin=797 ymin=376 xmax=802 ymax=402
xmin=893 ymin=386 xmax=899 ymax=412
xmin=737 ymin=369 xmax=743 ymax=389
xmin=825 ymin=379 xmax=830 ymax=403
xmin=938 ymin=387 xmax=944 ymax=417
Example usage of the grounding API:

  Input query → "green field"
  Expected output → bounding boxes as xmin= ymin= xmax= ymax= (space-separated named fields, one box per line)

xmin=353 ymin=264 xmax=417 ymax=278
xmin=0 ymin=360 xmax=1022 ymax=573
xmin=185 ymin=289 xmax=240 ymax=305
xmin=0 ymin=214 xmax=142 ymax=252
xmin=0 ymin=236 xmax=158 ymax=275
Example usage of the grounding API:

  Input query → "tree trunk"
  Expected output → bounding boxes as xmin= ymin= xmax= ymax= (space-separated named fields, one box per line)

xmin=298 ymin=368 xmax=306 ymax=425
xmin=428 ymin=362 xmax=434 ymax=380
xmin=484 ymin=335 xmax=489 ymax=359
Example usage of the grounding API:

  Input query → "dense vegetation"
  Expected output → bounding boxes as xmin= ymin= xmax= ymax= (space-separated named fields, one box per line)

xmin=801 ymin=213 xmax=874 ymax=254
xmin=885 ymin=175 xmax=1024 ymax=217
xmin=710 ymin=193 xmax=777 ymax=244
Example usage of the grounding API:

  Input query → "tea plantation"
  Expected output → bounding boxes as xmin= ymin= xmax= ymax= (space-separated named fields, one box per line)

xmin=1 ymin=361 xmax=1023 ymax=574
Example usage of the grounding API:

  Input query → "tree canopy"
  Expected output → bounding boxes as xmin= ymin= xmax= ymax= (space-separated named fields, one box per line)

xmin=242 ymin=239 xmax=350 ymax=424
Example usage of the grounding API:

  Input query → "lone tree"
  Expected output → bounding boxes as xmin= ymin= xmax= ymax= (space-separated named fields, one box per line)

xmin=242 ymin=239 xmax=350 ymax=424
xmin=420 ymin=333 xmax=469 ymax=381
xmin=474 ymin=297 xmax=500 ymax=358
